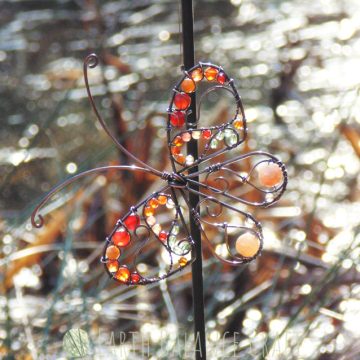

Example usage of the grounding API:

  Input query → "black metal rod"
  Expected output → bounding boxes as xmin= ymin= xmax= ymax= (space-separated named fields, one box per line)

xmin=181 ymin=0 xmax=207 ymax=359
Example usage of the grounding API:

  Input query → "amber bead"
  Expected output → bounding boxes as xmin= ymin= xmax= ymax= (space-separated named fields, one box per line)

xmin=107 ymin=260 xmax=119 ymax=273
xmin=144 ymin=206 xmax=154 ymax=217
xmin=179 ymin=257 xmax=188 ymax=266
xmin=171 ymin=146 xmax=180 ymax=155
xmin=149 ymin=198 xmax=159 ymax=209
xmin=235 ymin=233 xmax=260 ymax=258
xmin=204 ymin=67 xmax=219 ymax=81
xmin=106 ymin=245 xmax=120 ymax=260
xmin=124 ymin=213 xmax=140 ymax=231
xmin=181 ymin=77 xmax=196 ymax=93
xmin=113 ymin=228 xmax=131 ymax=247
xmin=257 ymin=162 xmax=283 ymax=187
xmin=131 ymin=272 xmax=141 ymax=284
xmin=217 ymin=72 xmax=227 ymax=84
xmin=190 ymin=68 xmax=203 ymax=82
xmin=177 ymin=154 xmax=186 ymax=164
xmin=115 ymin=266 xmax=131 ymax=282
xmin=170 ymin=111 xmax=185 ymax=127
xmin=174 ymin=93 xmax=191 ymax=110
xmin=159 ymin=231 xmax=168 ymax=242
xmin=233 ymin=118 xmax=243 ymax=129
xmin=173 ymin=136 xmax=183 ymax=147
xmin=157 ymin=195 xmax=167 ymax=205
xmin=202 ymin=129 xmax=212 ymax=139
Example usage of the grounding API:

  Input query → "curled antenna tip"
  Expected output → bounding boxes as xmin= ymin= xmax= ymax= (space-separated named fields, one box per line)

xmin=31 ymin=213 xmax=44 ymax=228
xmin=84 ymin=53 xmax=99 ymax=69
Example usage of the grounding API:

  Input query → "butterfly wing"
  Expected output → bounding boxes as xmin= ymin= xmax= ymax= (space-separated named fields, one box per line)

xmin=187 ymin=151 xmax=288 ymax=208
xmin=167 ymin=63 xmax=247 ymax=173
xmin=103 ymin=188 xmax=195 ymax=285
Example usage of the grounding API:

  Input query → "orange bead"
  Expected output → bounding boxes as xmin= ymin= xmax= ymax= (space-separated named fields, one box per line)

xmin=113 ymin=228 xmax=131 ymax=247
xmin=107 ymin=260 xmax=119 ymax=273
xmin=157 ymin=195 xmax=167 ymax=205
xmin=149 ymin=198 xmax=159 ymax=209
xmin=177 ymin=154 xmax=186 ymax=164
xmin=204 ymin=67 xmax=219 ymax=81
xmin=131 ymin=272 xmax=141 ymax=284
xmin=257 ymin=162 xmax=283 ymax=187
xmin=173 ymin=136 xmax=183 ymax=147
xmin=115 ymin=266 xmax=131 ymax=282
xmin=190 ymin=68 xmax=203 ymax=82
xmin=235 ymin=233 xmax=260 ymax=258
xmin=144 ymin=206 xmax=154 ymax=217
xmin=181 ymin=77 xmax=196 ymax=93
xmin=106 ymin=245 xmax=120 ymax=260
xmin=179 ymin=257 xmax=188 ymax=266
xmin=171 ymin=146 xmax=180 ymax=155
xmin=233 ymin=119 xmax=243 ymax=129
xmin=174 ymin=93 xmax=191 ymax=110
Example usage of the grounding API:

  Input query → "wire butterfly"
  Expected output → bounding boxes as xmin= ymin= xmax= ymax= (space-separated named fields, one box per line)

xmin=31 ymin=54 xmax=287 ymax=285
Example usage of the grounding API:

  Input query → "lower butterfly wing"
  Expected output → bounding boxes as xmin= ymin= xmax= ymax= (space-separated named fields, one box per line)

xmin=179 ymin=187 xmax=263 ymax=265
xmin=180 ymin=151 xmax=286 ymax=265
xmin=103 ymin=188 xmax=195 ymax=285
xmin=31 ymin=165 xmax=195 ymax=285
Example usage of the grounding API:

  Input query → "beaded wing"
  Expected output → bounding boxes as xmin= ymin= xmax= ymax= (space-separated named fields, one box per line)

xmin=31 ymin=54 xmax=287 ymax=285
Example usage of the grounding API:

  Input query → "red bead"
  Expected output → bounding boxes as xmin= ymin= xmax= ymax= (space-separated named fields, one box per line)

xmin=202 ymin=129 xmax=212 ymax=139
xmin=174 ymin=93 xmax=191 ymax=110
xmin=171 ymin=146 xmax=180 ymax=155
xmin=113 ymin=228 xmax=131 ymax=247
xmin=131 ymin=272 xmax=141 ymax=284
xmin=170 ymin=111 xmax=186 ymax=127
xmin=217 ymin=72 xmax=227 ymax=84
xmin=159 ymin=231 xmax=168 ymax=242
xmin=124 ymin=213 xmax=140 ymax=231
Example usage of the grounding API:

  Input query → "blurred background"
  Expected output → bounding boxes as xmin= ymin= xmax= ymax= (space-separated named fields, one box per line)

xmin=1 ymin=0 xmax=360 ymax=359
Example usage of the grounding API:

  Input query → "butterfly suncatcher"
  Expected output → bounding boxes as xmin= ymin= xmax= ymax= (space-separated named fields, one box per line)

xmin=31 ymin=54 xmax=287 ymax=286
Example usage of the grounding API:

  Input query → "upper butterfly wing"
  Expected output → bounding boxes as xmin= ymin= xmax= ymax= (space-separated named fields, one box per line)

xmin=187 ymin=151 xmax=288 ymax=208
xmin=167 ymin=63 xmax=247 ymax=173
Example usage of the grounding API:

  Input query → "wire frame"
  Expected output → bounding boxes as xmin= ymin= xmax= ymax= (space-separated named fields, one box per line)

xmin=31 ymin=54 xmax=288 ymax=285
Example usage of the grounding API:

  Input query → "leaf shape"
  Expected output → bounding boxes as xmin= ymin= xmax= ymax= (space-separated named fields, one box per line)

xmin=187 ymin=151 xmax=288 ymax=207
xmin=167 ymin=62 xmax=247 ymax=173
xmin=103 ymin=189 xmax=195 ymax=285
